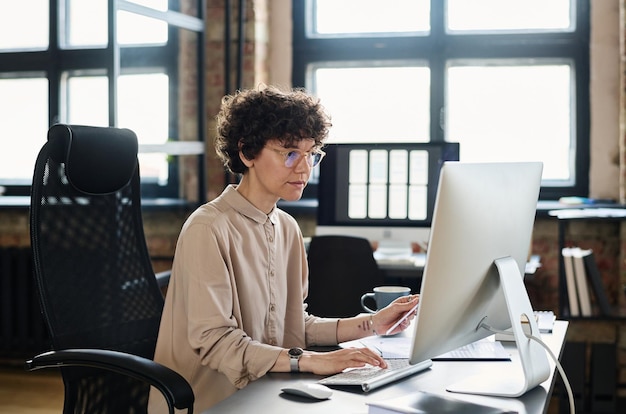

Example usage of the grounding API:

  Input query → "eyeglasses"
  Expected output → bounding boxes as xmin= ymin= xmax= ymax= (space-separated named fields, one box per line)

xmin=267 ymin=147 xmax=326 ymax=168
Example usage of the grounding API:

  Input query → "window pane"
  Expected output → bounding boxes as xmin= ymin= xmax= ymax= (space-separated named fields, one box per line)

xmin=311 ymin=64 xmax=430 ymax=143
xmin=0 ymin=77 xmax=48 ymax=182
xmin=120 ymin=0 xmax=169 ymax=45
xmin=127 ymin=0 xmax=168 ymax=11
xmin=62 ymin=0 xmax=168 ymax=48
xmin=447 ymin=0 xmax=573 ymax=33
xmin=118 ymin=10 xmax=168 ymax=45
xmin=65 ymin=75 xmax=109 ymax=126
xmin=446 ymin=62 xmax=572 ymax=183
xmin=0 ymin=1 xmax=48 ymax=51
xmin=64 ymin=0 xmax=108 ymax=47
xmin=310 ymin=0 xmax=429 ymax=36
xmin=118 ymin=73 xmax=169 ymax=184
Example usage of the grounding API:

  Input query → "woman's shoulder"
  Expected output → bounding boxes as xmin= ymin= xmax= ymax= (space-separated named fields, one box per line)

xmin=179 ymin=200 xmax=237 ymax=238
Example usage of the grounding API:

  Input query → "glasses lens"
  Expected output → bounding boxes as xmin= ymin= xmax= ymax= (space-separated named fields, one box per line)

xmin=310 ymin=152 xmax=322 ymax=167
xmin=311 ymin=151 xmax=325 ymax=167
xmin=285 ymin=151 xmax=300 ymax=168
xmin=282 ymin=149 xmax=324 ymax=168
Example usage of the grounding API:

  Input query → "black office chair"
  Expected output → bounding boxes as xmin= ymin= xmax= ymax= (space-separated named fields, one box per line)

xmin=25 ymin=124 xmax=194 ymax=414
xmin=306 ymin=235 xmax=385 ymax=318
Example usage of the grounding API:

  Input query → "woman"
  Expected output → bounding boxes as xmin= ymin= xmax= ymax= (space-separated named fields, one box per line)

xmin=148 ymin=86 xmax=419 ymax=413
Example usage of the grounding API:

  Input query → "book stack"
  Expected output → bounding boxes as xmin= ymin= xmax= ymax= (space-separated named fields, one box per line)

xmin=561 ymin=247 xmax=612 ymax=317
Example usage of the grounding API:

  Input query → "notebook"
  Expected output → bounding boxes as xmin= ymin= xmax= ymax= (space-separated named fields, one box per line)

xmin=317 ymin=358 xmax=433 ymax=392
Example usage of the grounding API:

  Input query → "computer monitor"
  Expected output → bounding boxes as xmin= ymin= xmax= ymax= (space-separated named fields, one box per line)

xmin=409 ymin=161 xmax=550 ymax=397
xmin=316 ymin=142 xmax=460 ymax=248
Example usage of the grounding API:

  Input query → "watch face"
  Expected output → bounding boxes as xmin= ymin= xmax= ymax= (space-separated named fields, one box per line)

xmin=289 ymin=347 xmax=303 ymax=357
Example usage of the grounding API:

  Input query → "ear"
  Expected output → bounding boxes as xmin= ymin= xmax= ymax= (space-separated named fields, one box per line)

xmin=239 ymin=150 xmax=254 ymax=168
xmin=238 ymin=140 xmax=254 ymax=167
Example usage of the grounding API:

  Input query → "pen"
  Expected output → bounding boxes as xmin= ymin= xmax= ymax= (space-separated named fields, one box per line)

xmin=385 ymin=303 xmax=419 ymax=336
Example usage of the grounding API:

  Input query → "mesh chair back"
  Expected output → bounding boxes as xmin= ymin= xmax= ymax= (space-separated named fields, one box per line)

xmin=306 ymin=235 xmax=385 ymax=318
xmin=30 ymin=124 xmax=165 ymax=413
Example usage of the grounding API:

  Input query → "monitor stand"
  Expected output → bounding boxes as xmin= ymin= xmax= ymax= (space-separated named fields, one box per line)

xmin=446 ymin=256 xmax=551 ymax=398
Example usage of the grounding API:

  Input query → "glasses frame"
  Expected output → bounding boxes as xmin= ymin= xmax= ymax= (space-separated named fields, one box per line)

xmin=267 ymin=146 xmax=326 ymax=168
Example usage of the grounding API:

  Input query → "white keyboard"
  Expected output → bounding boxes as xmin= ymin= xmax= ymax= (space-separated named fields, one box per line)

xmin=318 ymin=358 xmax=432 ymax=392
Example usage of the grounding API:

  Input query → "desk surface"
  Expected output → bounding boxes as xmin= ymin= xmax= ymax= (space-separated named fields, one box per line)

xmin=376 ymin=254 xmax=541 ymax=280
xmin=204 ymin=321 xmax=568 ymax=414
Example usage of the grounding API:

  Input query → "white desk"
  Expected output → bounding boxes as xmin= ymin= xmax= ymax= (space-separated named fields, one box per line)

xmin=377 ymin=254 xmax=542 ymax=281
xmin=204 ymin=321 xmax=568 ymax=414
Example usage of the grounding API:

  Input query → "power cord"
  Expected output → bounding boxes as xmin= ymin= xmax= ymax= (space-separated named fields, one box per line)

xmin=481 ymin=323 xmax=575 ymax=414
xmin=524 ymin=332 xmax=575 ymax=414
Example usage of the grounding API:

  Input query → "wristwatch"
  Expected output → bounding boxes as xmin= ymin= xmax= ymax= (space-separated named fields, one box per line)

xmin=288 ymin=347 xmax=304 ymax=372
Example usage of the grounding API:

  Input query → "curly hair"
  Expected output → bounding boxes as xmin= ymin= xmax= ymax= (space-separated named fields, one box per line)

xmin=215 ymin=86 xmax=332 ymax=174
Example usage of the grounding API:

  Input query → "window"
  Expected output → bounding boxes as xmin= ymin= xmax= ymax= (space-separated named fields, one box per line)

xmin=0 ymin=0 xmax=205 ymax=200
xmin=293 ymin=0 xmax=590 ymax=200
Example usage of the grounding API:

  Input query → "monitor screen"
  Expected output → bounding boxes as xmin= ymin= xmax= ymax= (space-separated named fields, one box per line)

xmin=316 ymin=142 xmax=460 ymax=247
xmin=409 ymin=161 xmax=550 ymax=397
xmin=318 ymin=142 xmax=460 ymax=227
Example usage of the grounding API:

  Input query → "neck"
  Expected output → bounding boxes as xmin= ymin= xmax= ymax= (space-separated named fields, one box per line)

xmin=235 ymin=176 xmax=277 ymax=214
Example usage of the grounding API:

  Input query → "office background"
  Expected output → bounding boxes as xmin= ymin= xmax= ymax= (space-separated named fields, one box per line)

xmin=0 ymin=0 xmax=625 ymax=410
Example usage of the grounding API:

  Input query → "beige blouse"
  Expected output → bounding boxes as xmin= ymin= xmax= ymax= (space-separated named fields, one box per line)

xmin=148 ymin=185 xmax=339 ymax=413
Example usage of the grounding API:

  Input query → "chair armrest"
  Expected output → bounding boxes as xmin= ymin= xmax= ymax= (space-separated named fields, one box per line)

xmin=155 ymin=270 xmax=171 ymax=289
xmin=25 ymin=349 xmax=194 ymax=414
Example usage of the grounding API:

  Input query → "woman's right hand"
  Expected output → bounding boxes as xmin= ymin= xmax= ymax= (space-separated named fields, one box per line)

xmin=298 ymin=347 xmax=387 ymax=375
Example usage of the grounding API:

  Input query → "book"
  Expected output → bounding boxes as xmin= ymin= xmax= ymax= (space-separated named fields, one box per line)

xmin=367 ymin=391 xmax=517 ymax=414
xmin=571 ymin=247 xmax=593 ymax=317
xmin=581 ymin=250 xmax=612 ymax=316
xmin=561 ymin=247 xmax=579 ymax=317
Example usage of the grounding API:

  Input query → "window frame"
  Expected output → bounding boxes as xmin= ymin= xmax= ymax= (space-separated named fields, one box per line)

xmin=0 ymin=0 xmax=205 ymax=201
xmin=292 ymin=0 xmax=590 ymax=201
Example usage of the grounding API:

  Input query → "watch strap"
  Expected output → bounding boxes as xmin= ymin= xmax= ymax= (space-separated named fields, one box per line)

xmin=288 ymin=347 xmax=303 ymax=372
xmin=289 ymin=355 xmax=299 ymax=372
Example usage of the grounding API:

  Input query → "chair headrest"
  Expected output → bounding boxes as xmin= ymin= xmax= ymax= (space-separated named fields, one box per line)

xmin=47 ymin=124 xmax=139 ymax=194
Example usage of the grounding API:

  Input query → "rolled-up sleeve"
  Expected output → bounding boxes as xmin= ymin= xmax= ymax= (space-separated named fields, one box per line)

xmin=304 ymin=314 xmax=339 ymax=346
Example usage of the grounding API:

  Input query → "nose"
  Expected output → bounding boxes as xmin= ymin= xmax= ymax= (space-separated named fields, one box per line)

xmin=293 ymin=153 xmax=313 ymax=173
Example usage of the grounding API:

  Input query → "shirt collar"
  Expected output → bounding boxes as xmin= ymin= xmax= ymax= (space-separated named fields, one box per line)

xmin=222 ymin=185 xmax=278 ymax=225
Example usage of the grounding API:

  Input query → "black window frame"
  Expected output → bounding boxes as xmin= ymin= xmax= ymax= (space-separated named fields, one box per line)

xmin=292 ymin=0 xmax=590 ymax=201
xmin=0 ymin=0 xmax=205 ymax=201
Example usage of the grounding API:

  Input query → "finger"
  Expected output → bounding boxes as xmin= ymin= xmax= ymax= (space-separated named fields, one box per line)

xmin=394 ymin=295 xmax=418 ymax=306
xmin=406 ymin=294 xmax=419 ymax=303
xmin=354 ymin=348 xmax=387 ymax=368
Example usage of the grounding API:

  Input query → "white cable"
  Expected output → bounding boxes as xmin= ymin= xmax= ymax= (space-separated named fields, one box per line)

xmin=525 ymin=332 xmax=575 ymax=414
xmin=480 ymin=322 xmax=575 ymax=414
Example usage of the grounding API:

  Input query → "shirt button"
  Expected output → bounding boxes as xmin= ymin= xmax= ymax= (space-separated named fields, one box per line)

xmin=270 ymin=270 xmax=275 ymax=277
xmin=268 ymin=236 xmax=274 ymax=243
xmin=270 ymin=304 xmax=275 ymax=312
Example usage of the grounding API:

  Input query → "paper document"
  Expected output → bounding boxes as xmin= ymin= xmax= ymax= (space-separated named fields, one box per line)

xmin=433 ymin=339 xmax=510 ymax=361
xmin=358 ymin=335 xmax=510 ymax=361
xmin=359 ymin=335 xmax=413 ymax=359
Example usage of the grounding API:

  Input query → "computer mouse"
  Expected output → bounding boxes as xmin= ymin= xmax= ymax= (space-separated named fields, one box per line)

xmin=280 ymin=382 xmax=333 ymax=400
